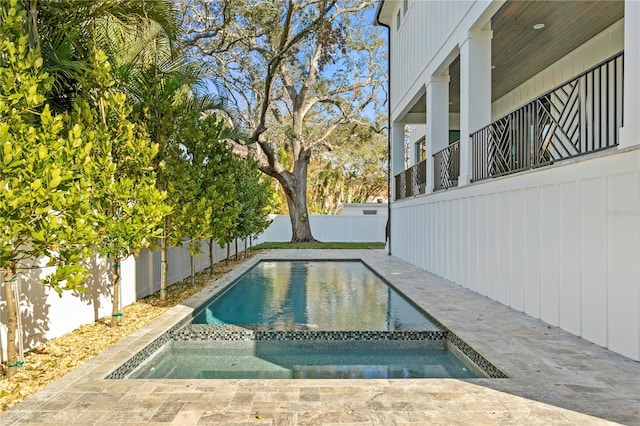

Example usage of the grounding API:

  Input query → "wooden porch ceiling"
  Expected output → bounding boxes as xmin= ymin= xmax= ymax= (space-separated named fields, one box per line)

xmin=409 ymin=0 xmax=624 ymax=117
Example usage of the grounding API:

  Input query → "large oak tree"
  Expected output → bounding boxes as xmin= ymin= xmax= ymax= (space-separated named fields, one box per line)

xmin=180 ymin=0 xmax=386 ymax=241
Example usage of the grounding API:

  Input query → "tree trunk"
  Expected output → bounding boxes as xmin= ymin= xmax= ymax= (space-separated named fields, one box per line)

xmin=110 ymin=258 xmax=121 ymax=327
xmin=3 ymin=268 xmax=18 ymax=377
xmin=283 ymin=155 xmax=317 ymax=242
xmin=261 ymin=148 xmax=317 ymax=243
xmin=244 ymin=238 xmax=247 ymax=257
xmin=226 ymin=242 xmax=230 ymax=264
xmin=284 ymin=183 xmax=316 ymax=242
xmin=190 ymin=253 xmax=195 ymax=285
xmin=208 ymin=238 xmax=214 ymax=271
xmin=160 ymin=223 xmax=168 ymax=301
xmin=235 ymin=238 xmax=238 ymax=261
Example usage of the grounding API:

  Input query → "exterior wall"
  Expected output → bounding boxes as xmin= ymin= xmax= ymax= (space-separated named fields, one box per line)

xmin=492 ymin=20 xmax=624 ymax=119
xmin=407 ymin=119 xmax=459 ymax=149
xmin=383 ymin=0 xmax=640 ymax=362
xmin=336 ymin=203 xmax=388 ymax=216
xmin=390 ymin=1 xmax=503 ymax=120
xmin=408 ymin=124 xmax=426 ymax=145
xmin=0 ymin=240 xmax=243 ymax=360
xmin=619 ymin=0 xmax=640 ymax=149
xmin=390 ymin=1 xmax=478 ymax=118
xmin=391 ymin=147 xmax=640 ymax=361
xmin=254 ymin=215 xmax=387 ymax=244
xmin=408 ymin=124 xmax=426 ymax=165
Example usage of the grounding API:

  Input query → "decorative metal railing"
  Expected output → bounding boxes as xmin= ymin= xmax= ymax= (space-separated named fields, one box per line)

xmin=471 ymin=52 xmax=623 ymax=182
xmin=394 ymin=159 xmax=426 ymax=200
xmin=433 ymin=140 xmax=460 ymax=191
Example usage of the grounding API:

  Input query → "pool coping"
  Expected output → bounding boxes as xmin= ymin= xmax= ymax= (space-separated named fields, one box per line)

xmin=2 ymin=249 xmax=639 ymax=425
xmin=106 ymin=258 xmax=505 ymax=380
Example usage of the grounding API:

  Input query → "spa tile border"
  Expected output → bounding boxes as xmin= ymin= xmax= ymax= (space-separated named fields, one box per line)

xmin=106 ymin=323 xmax=506 ymax=379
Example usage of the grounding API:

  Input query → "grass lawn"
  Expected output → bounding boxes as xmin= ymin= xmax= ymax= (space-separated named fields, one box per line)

xmin=252 ymin=241 xmax=385 ymax=249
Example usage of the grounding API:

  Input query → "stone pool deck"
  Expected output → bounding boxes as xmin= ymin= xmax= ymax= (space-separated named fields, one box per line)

xmin=1 ymin=249 xmax=639 ymax=425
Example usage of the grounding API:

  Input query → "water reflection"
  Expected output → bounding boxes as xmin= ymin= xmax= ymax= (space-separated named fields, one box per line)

xmin=193 ymin=261 xmax=436 ymax=330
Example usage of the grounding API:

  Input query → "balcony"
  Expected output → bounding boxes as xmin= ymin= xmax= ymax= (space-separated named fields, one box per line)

xmin=472 ymin=52 xmax=623 ymax=181
xmin=394 ymin=52 xmax=623 ymax=200
xmin=394 ymin=159 xmax=426 ymax=200
xmin=433 ymin=141 xmax=460 ymax=191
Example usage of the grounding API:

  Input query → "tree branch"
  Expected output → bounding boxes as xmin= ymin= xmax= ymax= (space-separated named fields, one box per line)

xmin=252 ymin=0 xmax=338 ymax=142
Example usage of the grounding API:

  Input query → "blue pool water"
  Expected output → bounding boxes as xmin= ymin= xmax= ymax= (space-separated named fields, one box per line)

xmin=112 ymin=260 xmax=501 ymax=380
xmin=192 ymin=261 xmax=439 ymax=331
xmin=131 ymin=340 xmax=478 ymax=379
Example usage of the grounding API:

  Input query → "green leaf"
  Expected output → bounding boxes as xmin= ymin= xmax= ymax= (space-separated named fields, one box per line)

xmin=48 ymin=174 xmax=61 ymax=188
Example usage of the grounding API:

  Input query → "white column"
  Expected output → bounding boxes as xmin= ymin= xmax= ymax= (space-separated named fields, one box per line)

xmin=391 ymin=122 xmax=406 ymax=200
xmin=426 ymin=75 xmax=450 ymax=193
xmin=458 ymin=29 xmax=492 ymax=186
xmin=619 ymin=1 xmax=640 ymax=148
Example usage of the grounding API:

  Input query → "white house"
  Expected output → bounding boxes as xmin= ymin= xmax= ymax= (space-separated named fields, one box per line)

xmin=376 ymin=0 xmax=640 ymax=361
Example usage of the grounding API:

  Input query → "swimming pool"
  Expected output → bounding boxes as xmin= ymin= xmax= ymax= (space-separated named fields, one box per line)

xmin=192 ymin=260 xmax=440 ymax=331
xmin=109 ymin=259 xmax=506 ymax=380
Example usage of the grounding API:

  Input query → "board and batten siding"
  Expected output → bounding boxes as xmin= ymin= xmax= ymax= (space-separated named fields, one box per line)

xmin=408 ymin=124 xmax=426 ymax=165
xmin=391 ymin=1 xmax=476 ymax=118
xmin=390 ymin=147 xmax=640 ymax=361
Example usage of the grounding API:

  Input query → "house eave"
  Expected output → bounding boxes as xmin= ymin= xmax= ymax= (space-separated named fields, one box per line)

xmin=374 ymin=0 xmax=393 ymax=26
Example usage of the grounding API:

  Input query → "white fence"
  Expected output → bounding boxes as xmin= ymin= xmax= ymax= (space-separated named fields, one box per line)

xmin=1 ymin=214 xmax=388 ymax=360
xmin=0 ymin=239 xmax=245 ymax=361
xmin=254 ymin=214 xmax=387 ymax=244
